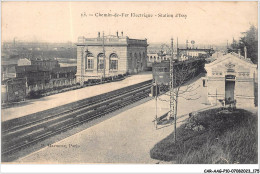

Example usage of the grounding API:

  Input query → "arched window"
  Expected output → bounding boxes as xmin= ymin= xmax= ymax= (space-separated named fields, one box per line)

xmin=134 ymin=53 xmax=138 ymax=67
xmin=97 ymin=53 xmax=105 ymax=70
xmin=142 ymin=52 xmax=145 ymax=68
xmin=154 ymin=56 xmax=156 ymax=62
xmin=129 ymin=53 xmax=133 ymax=68
xmin=85 ymin=52 xmax=94 ymax=70
xmin=109 ymin=53 xmax=118 ymax=70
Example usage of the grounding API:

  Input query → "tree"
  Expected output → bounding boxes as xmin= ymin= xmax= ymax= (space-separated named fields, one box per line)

xmin=171 ymin=60 xmax=202 ymax=141
xmin=231 ymin=25 xmax=258 ymax=64
xmin=240 ymin=25 xmax=258 ymax=64
xmin=157 ymin=60 xmax=202 ymax=142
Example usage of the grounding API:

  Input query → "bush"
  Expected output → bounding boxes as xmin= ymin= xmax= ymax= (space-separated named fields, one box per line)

xmin=150 ymin=108 xmax=258 ymax=164
xmin=27 ymin=90 xmax=42 ymax=99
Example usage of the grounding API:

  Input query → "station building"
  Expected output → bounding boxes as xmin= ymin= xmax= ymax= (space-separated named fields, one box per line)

xmin=204 ymin=52 xmax=257 ymax=108
xmin=76 ymin=32 xmax=148 ymax=83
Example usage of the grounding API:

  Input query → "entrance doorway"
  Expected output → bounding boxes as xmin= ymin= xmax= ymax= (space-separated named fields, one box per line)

xmin=225 ymin=81 xmax=235 ymax=101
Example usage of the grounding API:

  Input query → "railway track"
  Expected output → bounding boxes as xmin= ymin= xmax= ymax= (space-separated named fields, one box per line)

xmin=2 ymin=80 xmax=152 ymax=160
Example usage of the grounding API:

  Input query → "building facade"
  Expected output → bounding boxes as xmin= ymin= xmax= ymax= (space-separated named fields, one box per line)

xmin=16 ymin=65 xmax=50 ymax=86
xmin=205 ymin=53 xmax=257 ymax=108
xmin=31 ymin=59 xmax=60 ymax=70
xmin=147 ymin=53 xmax=173 ymax=63
xmin=178 ymin=48 xmax=214 ymax=61
xmin=17 ymin=58 xmax=32 ymax=66
xmin=147 ymin=53 xmax=175 ymax=69
xmin=75 ymin=32 xmax=148 ymax=83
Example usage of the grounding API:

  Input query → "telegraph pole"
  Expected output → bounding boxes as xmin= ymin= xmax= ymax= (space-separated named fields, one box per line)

xmin=174 ymin=38 xmax=178 ymax=142
xmin=177 ymin=37 xmax=179 ymax=61
xmin=155 ymin=85 xmax=158 ymax=129
xmin=80 ymin=46 xmax=84 ymax=86
xmin=186 ymin=40 xmax=189 ymax=48
xmin=102 ymin=31 xmax=106 ymax=81
xmin=169 ymin=38 xmax=174 ymax=122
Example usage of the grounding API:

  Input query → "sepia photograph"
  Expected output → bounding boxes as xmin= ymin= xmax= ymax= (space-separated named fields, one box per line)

xmin=1 ymin=1 xmax=259 ymax=173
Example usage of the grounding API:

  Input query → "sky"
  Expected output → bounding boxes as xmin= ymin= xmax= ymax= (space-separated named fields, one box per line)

xmin=2 ymin=1 xmax=258 ymax=46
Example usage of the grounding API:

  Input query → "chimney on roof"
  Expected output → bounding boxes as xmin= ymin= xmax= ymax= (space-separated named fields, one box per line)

xmin=244 ymin=46 xmax=247 ymax=59
xmin=121 ymin=31 xmax=123 ymax=36
xmin=116 ymin=31 xmax=119 ymax=37
xmin=238 ymin=49 xmax=241 ymax=57
xmin=98 ymin=32 xmax=100 ymax=38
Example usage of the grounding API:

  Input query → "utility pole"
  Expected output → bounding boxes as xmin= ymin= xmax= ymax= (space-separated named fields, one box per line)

xmin=155 ymin=84 xmax=158 ymax=129
xmin=80 ymin=46 xmax=84 ymax=86
xmin=160 ymin=50 xmax=163 ymax=61
xmin=171 ymin=38 xmax=177 ymax=142
xmin=102 ymin=31 xmax=106 ymax=81
xmin=177 ymin=37 xmax=178 ymax=61
xmin=169 ymin=38 xmax=175 ymax=124
xmin=174 ymin=37 xmax=179 ymax=142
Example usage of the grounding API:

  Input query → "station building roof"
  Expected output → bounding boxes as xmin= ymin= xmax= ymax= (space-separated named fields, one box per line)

xmin=76 ymin=33 xmax=148 ymax=47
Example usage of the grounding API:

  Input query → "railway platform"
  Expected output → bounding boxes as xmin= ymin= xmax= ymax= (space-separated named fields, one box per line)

xmin=1 ymin=72 xmax=152 ymax=122
xmin=15 ymin=74 xmax=212 ymax=164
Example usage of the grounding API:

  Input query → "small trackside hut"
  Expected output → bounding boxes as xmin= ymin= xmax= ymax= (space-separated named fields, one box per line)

xmin=204 ymin=52 xmax=257 ymax=108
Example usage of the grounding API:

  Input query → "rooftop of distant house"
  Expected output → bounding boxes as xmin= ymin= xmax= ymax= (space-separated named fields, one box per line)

xmin=178 ymin=48 xmax=214 ymax=51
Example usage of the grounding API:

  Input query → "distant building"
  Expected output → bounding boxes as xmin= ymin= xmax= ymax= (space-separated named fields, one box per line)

xmin=147 ymin=53 xmax=160 ymax=69
xmin=15 ymin=65 xmax=77 ymax=86
xmin=147 ymin=53 xmax=172 ymax=62
xmin=204 ymin=52 xmax=257 ymax=107
xmin=147 ymin=53 xmax=161 ymax=63
xmin=17 ymin=58 xmax=31 ymax=66
xmin=76 ymin=32 xmax=148 ymax=83
xmin=50 ymin=66 xmax=77 ymax=87
xmin=16 ymin=65 xmax=50 ymax=86
xmin=51 ymin=66 xmax=77 ymax=79
xmin=2 ymin=67 xmax=76 ymax=103
xmin=2 ymin=58 xmax=60 ymax=83
xmin=147 ymin=52 xmax=174 ymax=69
xmin=178 ymin=48 xmax=214 ymax=61
xmin=31 ymin=59 xmax=60 ymax=70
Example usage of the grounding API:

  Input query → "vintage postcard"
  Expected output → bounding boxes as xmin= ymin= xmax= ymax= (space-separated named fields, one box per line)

xmin=1 ymin=1 xmax=259 ymax=173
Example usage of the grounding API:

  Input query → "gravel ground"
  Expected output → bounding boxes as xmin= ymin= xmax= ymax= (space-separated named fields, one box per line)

xmin=15 ymin=74 xmax=213 ymax=164
xmin=1 ymin=72 xmax=152 ymax=122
